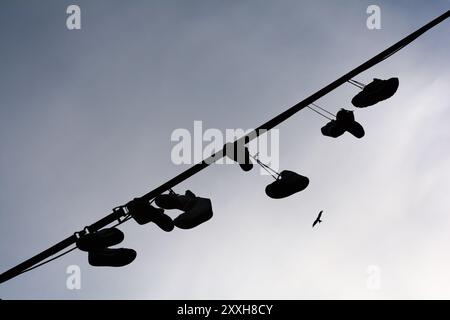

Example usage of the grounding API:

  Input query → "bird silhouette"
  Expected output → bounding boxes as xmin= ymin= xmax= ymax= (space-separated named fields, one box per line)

xmin=312 ymin=210 xmax=323 ymax=228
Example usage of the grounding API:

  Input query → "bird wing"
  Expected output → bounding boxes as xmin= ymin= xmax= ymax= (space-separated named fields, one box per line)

xmin=312 ymin=219 xmax=318 ymax=228
xmin=317 ymin=210 xmax=323 ymax=219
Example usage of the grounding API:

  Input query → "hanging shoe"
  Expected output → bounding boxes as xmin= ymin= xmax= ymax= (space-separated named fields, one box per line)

xmin=173 ymin=197 xmax=213 ymax=229
xmin=336 ymin=109 xmax=365 ymax=138
xmin=265 ymin=170 xmax=309 ymax=199
xmin=127 ymin=198 xmax=174 ymax=232
xmin=351 ymin=77 xmax=399 ymax=108
xmin=335 ymin=108 xmax=355 ymax=124
xmin=76 ymin=228 xmax=124 ymax=252
xmin=224 ymin=142 xmax=253 ymax=172
xmin=321 ymin=120 xmax=346 ymax=138
xmin=154 ymin=190 xmax=196 ymax=211
xmin=237 ymin=146 xmax=253 ymax=172
xmin=88 ymin=248 xmax=137 ymax=267
xmin=346 ymin=121 xmax=365 ymax=138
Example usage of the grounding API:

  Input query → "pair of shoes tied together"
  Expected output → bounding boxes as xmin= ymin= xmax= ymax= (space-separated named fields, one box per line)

xmin=76 ymin=228 xmax=136 ymax=267
xmin=321 ymin=109 xmax=365 ymax=139
xmin=127 ymin=198 xmax=174 ymax=232
xmin=155 ymin=190 xmax=213 ymax=229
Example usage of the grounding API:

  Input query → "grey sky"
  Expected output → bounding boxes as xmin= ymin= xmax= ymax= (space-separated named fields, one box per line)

xmin=1 ymin=0 xmax=450 ymax=299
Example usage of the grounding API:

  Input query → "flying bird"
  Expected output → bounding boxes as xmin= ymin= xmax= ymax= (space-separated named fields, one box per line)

xmin=312 ymin=210 xmax=323 ymax=228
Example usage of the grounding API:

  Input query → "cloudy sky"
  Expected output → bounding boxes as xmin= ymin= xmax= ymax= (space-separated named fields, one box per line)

xmin=1 ymin=0 xmax=450 ymax=299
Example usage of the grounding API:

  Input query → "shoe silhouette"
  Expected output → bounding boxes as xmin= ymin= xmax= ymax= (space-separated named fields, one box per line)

xmin=127 ymin=198 xmax=174 ymax=232
xmin=321 ymin=120 xmax=346 ymax=138
xmin=155 ymin=190 xmax=213 ymax=229
xmin=265 ymin=170 xmax=309 ymax=199
xmin=335 ymin=109 xmax=365 ymax=138
xmin=237 ymin=147 xmax=253 ymax=172
xmin=321 ymin=109 xmax=365 ymax=139
xmin=173 ymin=196 xmax=213 ymax=229
xmin=351 ymin=77 xmax=399 ymax=108
xmin=224 ymin=142 xmax=253 ymax=172
xmin=346 ymin=121 xmax=365 ymax=138
xmin=76 ymin=228 xmax=137 ymax=267
xmin=154 ymin=190 xmax=195 ymax=211
xmin=76 ymin=228 xmax=124 ymax=252
xmin=88 ymin=248 xmax=137 ymax=267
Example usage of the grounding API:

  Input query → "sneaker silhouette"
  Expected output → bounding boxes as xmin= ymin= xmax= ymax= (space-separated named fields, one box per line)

xmin=321 ymin=109 xmax=365 ymax=139
xmin=127 ymin=198 xmax=174 ymax=232
xmin=155 ymin=190 xmax=213 ymax=229
xmin=351 ymin=77 xmax=399 ymax=108
xmin=321 ymin=120 xmax=346 ymax=138
xmin=88 ymin=248 xmax=137 ymax=267
xmin=224 ymin=142 xmax=253 ymax=172
xmin=265 ymin=170 xmax=309 ymax=199
xmin=346 ymin=121 xmax=365 ymax=138
xmin=76 ymin=228 xmax=137 ymax=267
xmin=335 ymin=109 xmax=365 ymax=138
xmin=173 ymin=197 xmax=213 ymax=229
xmin=154 ymin=190 xmax=195 ymax=211
xmin=76 ymin=228 xmax=124 ymax=252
